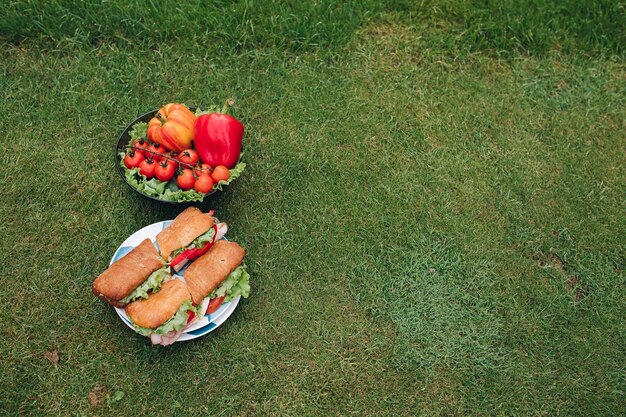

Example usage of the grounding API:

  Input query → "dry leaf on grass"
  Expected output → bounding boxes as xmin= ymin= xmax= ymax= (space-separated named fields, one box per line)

xmin=44 ymin=351 xmax=59 ymax=366
xmin=88 ymin=385 xmax=108 ymax=407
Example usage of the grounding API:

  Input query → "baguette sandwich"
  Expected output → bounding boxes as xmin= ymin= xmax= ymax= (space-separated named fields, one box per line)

xmin=184 ymin=240 xmax=250 ymax=316
xmin=125 ymin=279 xmax=195 ymax=346
xmin=156 ymin=207 xmax=228 ymax=272
xmin=92 ymin=239 xmax=168 ymax=307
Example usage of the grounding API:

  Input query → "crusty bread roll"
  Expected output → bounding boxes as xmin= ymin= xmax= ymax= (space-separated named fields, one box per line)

xmin=92 ymin=239 xmax=164 ymax=307
xmin=184 ymin=240 xmax=245 ymax=304
xmin=156 ymin=207 xmax=215 ymax=259
xmin=126 ymin=279 xmax=191 ymax=329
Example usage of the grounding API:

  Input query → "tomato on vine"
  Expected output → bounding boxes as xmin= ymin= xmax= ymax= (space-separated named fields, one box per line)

xmin=147 ymin=143 xmax=167 ymax=162
xmin=176 ymin=168 xmax=195 ymax=190
xmin=178 ymin=149 xmax=199 ymax=166
xmin=132 ymin=139 xmax=150 ymax=153
xmin=139 ymin=158 xmax=157 ymax=178
xmin=194 ymin=174 xmax=214 ymax=193
xmin=124 ymin=150 xmax=145 ymax=169
xmin=155 ymin=159 xmax=177 ymax=182
xmin=193 ymin=163 xmax=212 ymax=177
xmin=211 ymin=165 xmax=230 ymax=183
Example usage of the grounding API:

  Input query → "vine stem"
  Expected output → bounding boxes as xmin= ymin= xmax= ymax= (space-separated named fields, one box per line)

xmin=123 ymin=145 xmax=210 ymax=173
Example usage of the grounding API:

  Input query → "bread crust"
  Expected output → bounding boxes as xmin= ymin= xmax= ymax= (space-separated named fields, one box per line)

xmin=184 ymin=240 xmax=245 ymax=304
xmin=92 ymin=239 xmax=163 ymax=306
xmin=156 ymin=207 xmax=215 ymax=260
xmin=125 ymin=279 xmax=191 ymax=329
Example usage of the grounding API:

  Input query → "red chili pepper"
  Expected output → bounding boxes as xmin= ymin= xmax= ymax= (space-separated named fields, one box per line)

xmin=194 ymin=99 xmax=243 ymax=169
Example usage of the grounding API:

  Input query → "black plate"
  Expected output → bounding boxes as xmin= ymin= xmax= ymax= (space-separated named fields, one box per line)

xmin=115 ymin=107 xmax=216 ymax=204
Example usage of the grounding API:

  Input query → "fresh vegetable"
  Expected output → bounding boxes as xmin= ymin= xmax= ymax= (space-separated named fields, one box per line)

xmin=132 ymin=138 xmax=150 ymax=153
xmin=165 ymin=152 xmax=179 ymax=169
xmin=124 ymin=150 xmax=144 ymax=169
xmin=170 ymin=242 xmax=212 ymax=269
xmin=186 ymin=310 xmax=196 ymax=324
xmin=205 ymin=296 xmax=225 ymax=315
xmin=212 ymin=161 xmax=247 ymax=191
xmin=147 ymin=103 xmax=196 ymax=152
xmin=119 ymin=267 xmax=169 ymax=304
xmin=194 ymin=99 xmax=243 ymax=168
xmin=208 ymin=264 xmax=250 ymax=302
xmin=129 ymin=122 xmax=149 ymax=142
xmin=120 ymin=165 xmax=206 ymax=202
xmin=139 ymin=158 xmax=157 ymax=179
xmin=194 ymin=175 xmax=214 ymax=193
xmin=211 ymin=165 xmax=230 ymax=183
xmin=147 ymin=143 xmax=167 ymax=162
xmin=194 ymin=163 xmax=212 ymax=177
xmin=155 ymin=159 xmax=176 ymax=182
xmin=178 ymin=149 xmax=199 ymax=166
xmin=176 ymin=168 xmax=195 ymax=190
xmin=118 ymin=104 xmax=246 ymax=203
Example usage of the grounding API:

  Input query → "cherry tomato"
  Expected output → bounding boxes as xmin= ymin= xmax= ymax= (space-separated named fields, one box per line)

xmin=211 ymin=165 xmax=230 ymax=183
xmin=132 ymin=139 xmax=150 ymax=153
xmin=186 ymin=310 xmax=196 ymax=324
xmin=124 ymin=149 xmax=145 ymax=169
xmin=206 ymin=296 xmax=225 ymax=315
xmin=194 ymin=174 xmax=214 ymax=193
xmin=155 ymin=159 xmax=176 ymax=182
xmin=178 ymin=149 xmax=199 ymax=166
xmin=147 ymin=143 xmax=167 ymax=162
xmin=176 ymin=168 xmax=195 ymax=190
xmin=139 ymin=158 xmax=157 ymax=178
xmin=165 ymin=151 xmax=179 ymax=170
xmin=193 ymin=163 xmax=212 ymax=177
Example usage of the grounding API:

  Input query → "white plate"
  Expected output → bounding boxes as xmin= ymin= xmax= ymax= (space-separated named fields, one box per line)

xmin=110 ymin=220 xmax=240 ymax=342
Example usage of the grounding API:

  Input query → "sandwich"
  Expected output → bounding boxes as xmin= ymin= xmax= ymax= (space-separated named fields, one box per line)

xmin=92 ymin=239 xmax=169 ymax=307
xmin=184 ymin=240 xmax=250 ymax=316
xmin=156 ymin=207 xmax=228 ymax=272
xmin=125 ymin=279 xmax=195 ymax=346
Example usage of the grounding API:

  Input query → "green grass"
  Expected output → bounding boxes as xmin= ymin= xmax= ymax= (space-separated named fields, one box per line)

xmin=0 ymin=2 xmax=625 ymax=416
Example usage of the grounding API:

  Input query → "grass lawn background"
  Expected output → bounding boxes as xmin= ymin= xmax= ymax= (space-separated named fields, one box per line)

xmin=0 ymin=1 xmax=624 ymax=415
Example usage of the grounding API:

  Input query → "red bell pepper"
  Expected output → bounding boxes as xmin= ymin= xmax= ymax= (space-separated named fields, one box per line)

xmin=194 ymin=99 xmax=243 ymax=169
xmin=169 ymin=224 xmax=219 ymax=269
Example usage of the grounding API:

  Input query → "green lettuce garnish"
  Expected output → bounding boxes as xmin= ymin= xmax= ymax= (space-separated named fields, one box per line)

xmin=133 ymin=300 xmax=196 ymax=336
xmin=208 ymin=264 xmax=251 ymax=302
xmin=129 ymin=122 xmax=148 ymax=141
xmin=120 ymin=267 xmax=169 ymax=304
xmin=194 ymin=106 xmax=219 ymax=117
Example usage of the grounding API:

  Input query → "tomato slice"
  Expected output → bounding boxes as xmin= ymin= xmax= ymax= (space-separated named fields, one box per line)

xmin=205 ymin=296 xmax=225 ymax=315
xmin=186 ymin=310 xmax=196 ymax=324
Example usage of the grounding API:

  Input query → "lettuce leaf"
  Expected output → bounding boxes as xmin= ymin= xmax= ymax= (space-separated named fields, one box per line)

xmin=129 ymin=122 xmax=148 ymax=141
xmin=209 ymin=265 xmax=250 ymax=302
xmin=195 ymin=106 xmax=219 ymax=117
xmin=133 ymin=300 xmax=196 ymax=336
xmin=120 ymin=267 xmax=169 ymax=304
